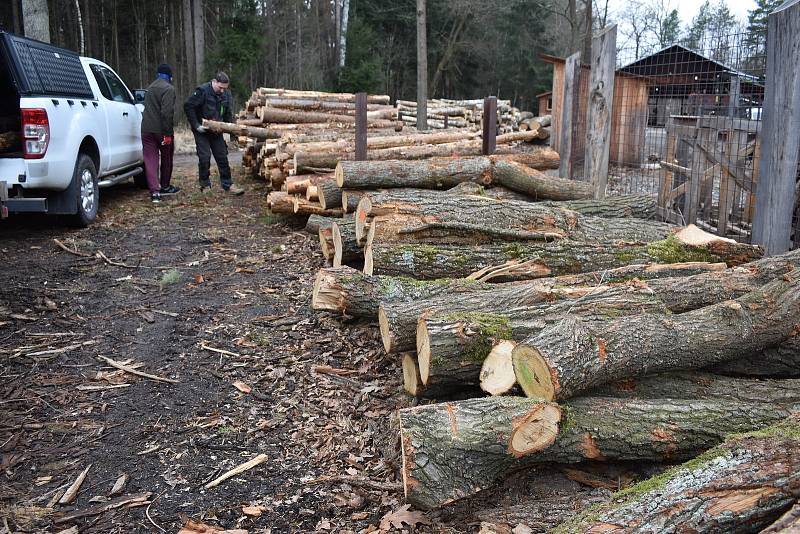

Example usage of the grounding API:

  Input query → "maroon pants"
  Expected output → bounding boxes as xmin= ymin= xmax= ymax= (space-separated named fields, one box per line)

xmin=142 ymin=132 xmax=174 ymax=193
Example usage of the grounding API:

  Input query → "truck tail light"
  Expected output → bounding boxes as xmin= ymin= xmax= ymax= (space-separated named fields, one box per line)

xmin=21 ymin=108 xmax=50 ymax=159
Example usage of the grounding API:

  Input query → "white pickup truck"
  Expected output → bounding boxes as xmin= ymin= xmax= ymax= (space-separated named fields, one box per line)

xmin=0 ymin=31 xmax=144 ymax=226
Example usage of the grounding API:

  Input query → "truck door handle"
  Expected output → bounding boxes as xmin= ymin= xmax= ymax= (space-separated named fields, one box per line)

xmin=123 ymin=112 xmax=129 ymax=116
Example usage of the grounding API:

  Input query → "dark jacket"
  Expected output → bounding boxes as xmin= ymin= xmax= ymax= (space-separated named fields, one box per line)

xmin=184 ymin=82 xmax=233 ymax=132
xmin=141 ymin=77 xmax=175 ymax=136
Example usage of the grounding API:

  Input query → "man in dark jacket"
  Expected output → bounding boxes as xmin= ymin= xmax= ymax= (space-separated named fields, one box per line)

xmin=184 ymin=72 xmax=244 ymax=195
xmin=141 ymin=63 xmax=178 ymax=203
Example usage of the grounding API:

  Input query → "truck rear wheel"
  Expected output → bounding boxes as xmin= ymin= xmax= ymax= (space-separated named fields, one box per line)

xmin=66 ymin=154 xmax=99 ymax=227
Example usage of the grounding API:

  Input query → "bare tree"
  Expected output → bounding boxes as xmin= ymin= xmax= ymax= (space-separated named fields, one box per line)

xmin=416 ymin=0 xmax=428 ymax=130
xmin=193 ymin=0 xmax=205 ymax=83
xmin=21 ymin=0 xmax=50 ymax=43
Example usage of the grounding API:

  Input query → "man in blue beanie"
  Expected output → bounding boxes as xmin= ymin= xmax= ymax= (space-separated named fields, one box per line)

xmin=141 ymin=63 xmax=178 ymax=203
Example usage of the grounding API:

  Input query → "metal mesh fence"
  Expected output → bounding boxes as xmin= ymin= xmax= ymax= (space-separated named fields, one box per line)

xmin=558 ymin=30 xmax=798 ymax=247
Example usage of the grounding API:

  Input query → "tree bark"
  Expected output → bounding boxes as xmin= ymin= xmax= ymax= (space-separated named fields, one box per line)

xmin=512 ymin=270 xmax=800 ymax=401
xmin=377 ymin=262 xmax=729 ymax=354
xmin=364 ymin=236 xmax=760 ymax=281
xmin=305 ymin=214 xmax=336 ymax=235
xmin=558 ymin=415 xmax=800 ymax=533
xmin=291 ymin=196 xmax=343 ymax=217
xmin=356 ymin=191 xmax=676 ymax=246
xmin=492 ymin=160 xmax=592 ymax=200
xmin=311 ymin=266 xmax=493 ymax=318
xmin=400 ymin=396 xmax=793 ymax=510
xmin=587 ymin=371 xmax=800 ymax=406
xmin=543 ymin=194 xmax=656 ymax=219
xmin=192 ymin=0 xmax=204 ymax=84
xmin=417 ymin=287 xmax=669 ymax=389
xmin=341 ymin=190 xmax=366 ymax=213
xmin=259 ymin=107 xmax=399 ymax=128
xmin=318 ymin=179 xmax=343 ymax=210
xmin=267 ymin=191 xmax=294 ymax=214
xmin=416 ymin=0 xmax=428 ymax=130
xmin=202 ymin=119 xmax=282 ymax=139
xmin=22 ymin=0 xmax=50 ymax=43
xmin=708 ymin=336 xmax=800 ymax=378
xmin=332 ymin=217 xmax=362 ymax=267
xmin=319 ymin=227 xmax=334 ymax=262
xmin=761 ymin=503 xmax=800 ymax=534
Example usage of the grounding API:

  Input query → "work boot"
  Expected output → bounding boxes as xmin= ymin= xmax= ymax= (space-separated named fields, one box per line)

xmin=224 ymin=184 xmax=245 ymax=196
xmin=199 ymin=181 xmax=212 ymax=192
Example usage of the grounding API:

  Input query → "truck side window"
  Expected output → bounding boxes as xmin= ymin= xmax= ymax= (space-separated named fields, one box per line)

xmin=100 ymin=67 xmax=134 ymax=105
xmin=90 ymin=65 xmax=113 ymax=100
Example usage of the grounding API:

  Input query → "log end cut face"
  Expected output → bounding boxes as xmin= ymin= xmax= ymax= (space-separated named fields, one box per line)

xmin=508 ymin=403 xmax=562 ymax=457
xmin=311 ymin=268 xmax=346 ymax=313
xmin=334 ymin=161 xmax=345 ymax=187
xmin=417 ymin=317 xmax=433 ymax=384
xmin=480 ymin=340 xmax=518 ymax=395
xmin=512 ymin=345 xmax=557 ymax=401
xmin=402 ymin=353 xmax=422 ymax=396
xmin=378 ymin=305 xmax=394 ymax=353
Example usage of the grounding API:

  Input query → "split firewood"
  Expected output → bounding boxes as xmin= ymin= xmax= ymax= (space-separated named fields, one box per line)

xmin=512 ymin=269 xmax=800 ymax=401
xmin=204 ymin=453 xmax=269 ymax=489
xmin=363 ymin=233 xmax=762 ymax=280
xmin=399 ymin=396 xmax=792 ymax=510
xmin=556 ymin=414 xmax=800 ymax=533
xmin=331 ymin=217 xmax=362 ymax=268
xmin=311 ymin=266 xmax=493 ymax=318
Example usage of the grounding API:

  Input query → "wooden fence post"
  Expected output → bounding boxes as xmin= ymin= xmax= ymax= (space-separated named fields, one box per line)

xmin=482 ymin=96 xmax=497 ymax=155
xmin=355 ymin=92 xmax=367 ymax=161
xmin=584 ymin=24 xmax=617 ymax=199
xmin=559 ymin=51 xmax=581 ymax=180
xmin=752 ymin=0 xmax=800 ymax=255
xmin=727 ymin=76 xmax=740 ymax=118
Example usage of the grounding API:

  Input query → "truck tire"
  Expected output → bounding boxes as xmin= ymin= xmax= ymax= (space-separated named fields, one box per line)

xmin=66 ymin=154 xmax=99 ymax=227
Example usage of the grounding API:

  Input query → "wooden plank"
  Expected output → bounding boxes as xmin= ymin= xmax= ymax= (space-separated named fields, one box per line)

xmin=752 ymin=0 xmax=800 ymax=254
xmin=482 ymin=96 xmax=497 ymax=155
xmin=355 ymin=92 xmax=367 ymax=161
xmin=728 ymin=76 xmax=741 ymax=118
xmin=658 ymin=124 xmax=677 ymax=211
xmin=558 ymin=52 xmax=581 ymax=180
xmin=686 ymin=127 xmax=707 ymax=224
xmin=585 ymin=24 xmax=617 ymax=198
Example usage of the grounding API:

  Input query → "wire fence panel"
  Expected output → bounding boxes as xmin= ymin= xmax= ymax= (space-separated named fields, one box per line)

xmin=580 ymin=30 xmax=799 ymax=247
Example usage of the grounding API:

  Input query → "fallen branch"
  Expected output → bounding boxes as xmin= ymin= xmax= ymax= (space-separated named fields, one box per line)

xmin=97 ymin=356 xmax=178 ymax=384
xmin=58 ymin=465 xmax=91 ymax=504
xmin=200 ymin=343 xmax=241 ymax=358
xmin=96 ymin=251 xmax=136 ymax=269
xmin=204 ymin=453 xmax=269 ymax=489
xmin=53 ymin=238 xmax=91 ymax=257
xmin=54 ymin=492 xmax=152 ymax=524
xmin=304 ymin=474 xmax=402 ymax=492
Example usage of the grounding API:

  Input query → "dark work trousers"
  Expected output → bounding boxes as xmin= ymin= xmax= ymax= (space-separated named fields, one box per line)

xmin=193 ymin=131 xmax=232 ymax=188
xmin=142 ymin=132 xmax=174 ymax=193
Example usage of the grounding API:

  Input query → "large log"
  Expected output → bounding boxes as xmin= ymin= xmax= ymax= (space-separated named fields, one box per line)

xmin=543 ymin=194 xmax=657 ymax=219
xmin=317 ymin=179 xmax=343 ymax=210
xmin=304 ymin=214 xmax=337 ymax=235
xmin=340 ymin=190 xmax=367 ymax=213
xmin=331 ymin=218 xmax=362 ymax=268
xmin=203 ymin=119 xmax=282 ymax=139
xmin=588 ymin=371 xmax=800 ymax=406
xmin=558 ymin=415 xmax=800 ymax=533
xmin=492 ymin=160 xmax=592 ymax=200
xmin=378 ymin=262 xmax=728 ymax=353
xmin=311 ymin=266 xmax=493 ymax=318
xmin=399 ymin=396 xmax=793 ymax=509
xmin=417 ymin=287 xmax=670 ymax=391
xmin=291 ymin=196 xmax=343 ymax=217
xmin=355 ymin=191 xmax=676 ymax=246
xmin=255 ymin=88 xmax=391 ymax=104
xmin=258 ymin=106 xmax=400 ymax=128
xmin=267 ymin=191 xmax=295 ymax=214
xmin=512 ymin=269 xmax=800 ymax=401
xmin=708 ymin=335 xmax=800 ymax=377
xmin=364 ymin=235 xmax=761 ymax=280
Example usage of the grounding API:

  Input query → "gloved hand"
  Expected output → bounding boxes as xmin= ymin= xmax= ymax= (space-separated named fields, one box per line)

xmin=196 ymin=125 xmax=208 ymax=133
xmin=161 ymin=135 xmax=173 ymax=146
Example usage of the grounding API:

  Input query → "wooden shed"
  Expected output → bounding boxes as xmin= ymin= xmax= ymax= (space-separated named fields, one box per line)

xmin=537 ymin=91 xmax=553 ymax=117
xmin=542 ymin=54 xmax=649 ymax=166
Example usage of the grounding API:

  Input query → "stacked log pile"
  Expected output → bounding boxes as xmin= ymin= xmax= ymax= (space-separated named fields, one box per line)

xmin=395 ymin=99 xmax=548 ymax=136
xmin=303 ymin=151 xmax=800 ymax=531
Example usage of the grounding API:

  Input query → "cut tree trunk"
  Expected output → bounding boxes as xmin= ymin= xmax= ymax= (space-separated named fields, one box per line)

xmin=587 ymin=371 xmax=800 ymax=406
xmin=291 ymin=196 xmax=343 ymax=217
xmin=400 ymin=396 xmax=793 ymax=509
xmin=259 ymin=106 xmax=399 ymax=128
xmin=402 ymin=353 xmax=479 ymax=398
xmin=202 ymin=119 xmax=282 ymax=139
xmin=311 ymin=266 xmax=493 ymax=318
xmin=332 ymin=217 xmax=362 ymax=267
xmin=543 ymin=194 xmax=656 ymax=219
xmin=377 ymin=262 xmax=728 ymax=353
xmin=305 ymin=214 xmax=337 ymax=235
xmin=708 ymin=335 xmax=800 ymax=378
xmin=355 ymin=190 xmax=676 ymax=246
xmin=337 ymin=158 xmax=494 ymax=190
xmin=318 ymin=180 xmax=343 ymax=210
xmin=267 ymin=191 xmax=295 ymax=214
xmin=341 ymin=190 xmax=366 ymax=213
xmin=417 ymin=287 xmax=670 ymax=390
xmin=364 ymin=235 xmax=761 ymax=280
xmin=492 ymin=160 xmax=592 ymax=200
xmin=557 ymin=414 xmax=800 ymax=533
xmin=512 ymin=269 xmax=800 ymax=401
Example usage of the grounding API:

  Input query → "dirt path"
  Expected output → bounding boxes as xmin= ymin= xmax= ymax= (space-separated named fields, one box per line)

xmin=0 ymin=155 xmax=607 ymax=533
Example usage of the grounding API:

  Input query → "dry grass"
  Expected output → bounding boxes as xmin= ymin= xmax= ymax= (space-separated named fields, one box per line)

xmin=173 ymin=126 xmax=197 ymax=155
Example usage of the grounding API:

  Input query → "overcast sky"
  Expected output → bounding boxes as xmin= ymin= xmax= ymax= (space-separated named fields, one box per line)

xmin=604 ymin=0 xmax=757 ymax=28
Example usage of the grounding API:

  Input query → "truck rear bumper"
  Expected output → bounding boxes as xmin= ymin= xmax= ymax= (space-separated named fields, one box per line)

xmin=0 ymin=180 xmax=49 ymax=218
